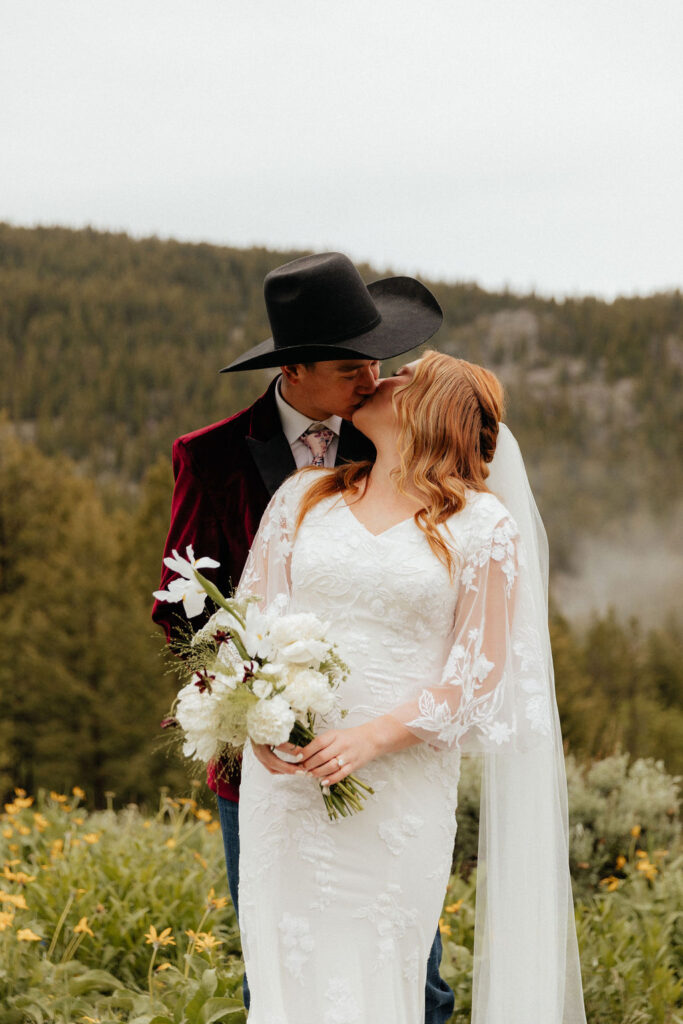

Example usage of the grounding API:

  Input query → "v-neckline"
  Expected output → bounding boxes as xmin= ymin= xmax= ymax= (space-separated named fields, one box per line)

xmin=339 ymin=497 xmax=416 ymax=539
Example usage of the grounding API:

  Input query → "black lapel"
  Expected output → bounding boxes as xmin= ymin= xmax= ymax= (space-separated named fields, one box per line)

xmin=246 ymin=433 xmax=297 ymax=498
xmin=336 ymin=420 xmax=376 ymax=465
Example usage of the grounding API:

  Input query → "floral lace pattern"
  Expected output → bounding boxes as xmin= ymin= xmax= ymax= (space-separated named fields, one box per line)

xmin=237 ymin=473 xmax=552 ymax=1021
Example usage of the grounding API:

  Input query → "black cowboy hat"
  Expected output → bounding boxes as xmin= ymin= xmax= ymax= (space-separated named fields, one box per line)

xmin=220 ymin=252 xmax=443 ymax=372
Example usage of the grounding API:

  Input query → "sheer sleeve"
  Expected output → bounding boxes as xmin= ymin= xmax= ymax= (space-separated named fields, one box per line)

xmin=393 ymin=501 xmax=586 ymax=1023
xmin=236 ymin=472 xmax=308 ymax=611
xmin=391 ymin=511 xmax=552 ymax=755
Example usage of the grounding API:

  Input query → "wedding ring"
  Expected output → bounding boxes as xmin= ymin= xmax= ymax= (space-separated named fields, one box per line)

xmin=336 ymin=755 xmax=345 ymax=768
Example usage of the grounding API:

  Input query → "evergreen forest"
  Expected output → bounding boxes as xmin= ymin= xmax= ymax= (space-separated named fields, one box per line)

xmin=1 ymin=222 xmax=682 ymax=804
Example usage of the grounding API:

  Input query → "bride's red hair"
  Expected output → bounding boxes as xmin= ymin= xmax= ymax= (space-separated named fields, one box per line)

xmin=295 ymin=351 xmax=505 ymax=575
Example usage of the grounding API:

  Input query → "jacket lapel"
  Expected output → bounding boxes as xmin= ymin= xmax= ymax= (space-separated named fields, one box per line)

xmin=246 ymin=433 xmax=296 ymax=497
xmin=246 ymin=376 xmax=375 ymax=496
xmin=245 ymin=376 xmax=297 ymax=497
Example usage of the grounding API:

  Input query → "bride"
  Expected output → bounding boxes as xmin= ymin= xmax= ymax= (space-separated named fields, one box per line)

xmin=236 ymin=350 xmax=586 ymax=1024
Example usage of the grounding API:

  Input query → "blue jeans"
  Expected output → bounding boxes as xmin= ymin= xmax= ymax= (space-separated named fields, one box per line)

xmin=217 ymin=796 xmax=250 ymax=1010
xmin=217 ymin=795 xmax=454 ymax=1023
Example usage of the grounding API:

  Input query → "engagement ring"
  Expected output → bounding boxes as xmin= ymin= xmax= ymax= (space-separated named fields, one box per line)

xmin=336 ymin=755 xmax=345 ymax=767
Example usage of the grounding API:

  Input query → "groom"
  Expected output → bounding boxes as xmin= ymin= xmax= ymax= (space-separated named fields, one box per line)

xmin=152 ymin=252 xmax=453 ymax=1023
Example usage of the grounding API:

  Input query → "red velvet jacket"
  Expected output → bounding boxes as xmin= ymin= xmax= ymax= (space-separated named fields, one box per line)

xmin=152 ymin=376 xmax=375 ymax=800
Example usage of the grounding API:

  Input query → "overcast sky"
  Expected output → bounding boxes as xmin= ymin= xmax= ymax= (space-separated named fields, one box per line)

xmin=1 ymin=0 xmax=681 ymax=298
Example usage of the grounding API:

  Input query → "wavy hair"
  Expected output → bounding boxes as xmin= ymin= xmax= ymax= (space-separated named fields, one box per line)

xmin=295 ymin=351 xmax=505 ymax=576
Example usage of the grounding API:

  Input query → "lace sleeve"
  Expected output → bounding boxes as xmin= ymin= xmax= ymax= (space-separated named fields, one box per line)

xmin=391 ymin=512 xmax=553 ymax=754
xmin=236 ymin=472 xmax=307 ymax=611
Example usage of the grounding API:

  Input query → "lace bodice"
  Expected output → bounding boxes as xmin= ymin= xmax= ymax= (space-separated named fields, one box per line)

xmin=238 ymin=469 xmax=552 ymax=754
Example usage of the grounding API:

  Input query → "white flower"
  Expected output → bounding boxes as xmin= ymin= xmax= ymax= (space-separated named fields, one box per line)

xmin=283 ymin=668 xmax=336 ymax=717
xmin=153 ymin=545 xmax=220 ymax=619
xmin=174 ymin=670 xmax=247 ymax=761
xmin=269 ymin=612 xmax=332 ymax=667
xmin=252 ymin=678 xmax=273 ymax=699
xmin=233 ymin=602 xmax=277 ymax=661
xmin=247 ymin=695 xmax=296 ymax=745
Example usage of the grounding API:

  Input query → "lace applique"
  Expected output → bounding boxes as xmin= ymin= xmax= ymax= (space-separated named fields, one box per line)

xmin=378 ymin=813 xmax=423 ymax=856
xmin=403 ymin=948 xmax=421 ymax=983
xmin=324 ymin=977 xmax=361 ymax=1024
xmin=279 ymin=912 xmax=315 ymax=981
xmin=514 ymin=624 xmax=552 ymax=735
xmin=352 ymin=883 xmax=419 ymax=971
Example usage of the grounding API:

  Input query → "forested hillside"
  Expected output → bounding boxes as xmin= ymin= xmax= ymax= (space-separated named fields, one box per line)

xmin=2 ymin=222 xmax=681 ymax=573
xmin=1 ymin=223 xmax=681 ymax=800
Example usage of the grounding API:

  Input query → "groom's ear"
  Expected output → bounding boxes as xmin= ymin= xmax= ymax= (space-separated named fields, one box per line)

xmin=281 ymin=363 xmax=314 ymax=385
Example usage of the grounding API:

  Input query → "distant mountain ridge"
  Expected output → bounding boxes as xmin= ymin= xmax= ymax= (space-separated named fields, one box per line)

xmin=2 ymin=222 xmax=681 ymax=615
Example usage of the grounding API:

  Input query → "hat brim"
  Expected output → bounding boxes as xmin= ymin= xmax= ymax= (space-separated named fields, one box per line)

xmin=220 ymin=276 xmax=442 ymax=372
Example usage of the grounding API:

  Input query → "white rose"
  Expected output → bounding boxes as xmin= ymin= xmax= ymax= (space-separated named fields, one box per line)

xmin=252 ymin=678 xmax=273 ymax=699
xmin=246 ymin=695 xmax=296 ymax=746
xmin=283 ymin=668 xmax=336 ymax=717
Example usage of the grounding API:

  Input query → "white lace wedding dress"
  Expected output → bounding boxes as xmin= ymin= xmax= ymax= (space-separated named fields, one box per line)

xmin=236 ymin=470 xmax=534 ymax=1024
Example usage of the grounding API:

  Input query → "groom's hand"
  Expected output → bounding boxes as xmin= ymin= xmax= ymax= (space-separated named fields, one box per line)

xmin=251 ymin=741 xmax=305 ymax=776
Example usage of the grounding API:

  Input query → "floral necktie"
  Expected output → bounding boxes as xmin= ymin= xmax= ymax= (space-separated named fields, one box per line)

xmin=299 ymin=424 xmax=336 ymax=467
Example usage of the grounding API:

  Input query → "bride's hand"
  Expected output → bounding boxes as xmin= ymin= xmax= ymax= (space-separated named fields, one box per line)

xmin=251 ymin=741 xmax=305 ymax=776
xmin=298 ymin=723 xmax=382 ymax=786
xmin=299 ymin=717 xmax=420 ymax=785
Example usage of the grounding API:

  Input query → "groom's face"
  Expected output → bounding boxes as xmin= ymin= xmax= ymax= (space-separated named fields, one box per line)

xmin=280 ymin=359 xmax=380 ymax=420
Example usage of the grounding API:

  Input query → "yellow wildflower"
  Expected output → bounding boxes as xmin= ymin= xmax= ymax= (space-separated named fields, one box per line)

xmin=193 ymin=852 xmax=208 ymax=870
xmin=615 ymin=855 xmax=627 ymax=871
xmin=14 ymin=788 xmax=27 ymax=798
xmin=143 ymin=821 xmax=151 ymax=829
xmin=2 ymin=827 xmax=12 ymax=839
xmin=636 ymin=860 xmax=658 ymax=881
xmin=195 ymin=932 xmax=223 ymax=953
xmin=206 ymin=888 xmax=229 ymax=910
xmin=17 ymin=928 xmax=42 ymax=941
xmin=599 ymin=876 xmax=620 ymax=892
xmin=0 ymin=892 xmax=28 ymax=909
xmin=653 ymin=849 xmax=669 ymax=860
xmin=4 ymin=859 xmax=20 ymax=867
xmin=50 ymin=792 xmax=68 ymax=804
xmin=8 ymin=844 xmax=19 ymax=854
xmin=205 ymin=821 xmax=220 ymax=834
xmin=194 ymin=809 xmax=212 ymax=823
xmin=83 ymin=833 xmax=100 ymax=845
xmin=156 ymin=962 xmax=172 ymax=972
xmin=16 ymin=824 xmax=31 ymax=836
xmin=4 ymin=803 xmax=19 ymax=816
xmin=444 ymin=900 xmax=463 ymax=914
xmin=145 ymin=925 xmax=176 ymax=948
xmin=630 ymin=824 xmax=641 ymax=837
xmin=73 ymin=817 xmax=85 ymax=826
xmin=438 ymin=917 xmax=451 ymax=936
xmin=165 ymin=838 xmax=176 ymax=849
xmin=164 ymin=797 xmax=180 ymax=809
xmin=33 ymin=813 xmax=48 ymax=832
xmin=74 ymin=917 xmax=94 ymax=937
xmin=71 ymin=839 xmax=81 ymax=847
xmin=0 ymin=910 xmax=15 ymax=930
xmin=72 ymin=786 xmax=86 ymax=800
xmin=635 ymin=849 xmax=648 ymax=859
xmin=13 ymin=796 xmax=34 ymax=810
xmin=3 ymin=867 xmax=36 ymax=884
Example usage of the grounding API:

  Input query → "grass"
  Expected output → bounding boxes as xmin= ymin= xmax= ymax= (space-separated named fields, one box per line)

xmin=1 ymin=781 xmax=681 ymax=1023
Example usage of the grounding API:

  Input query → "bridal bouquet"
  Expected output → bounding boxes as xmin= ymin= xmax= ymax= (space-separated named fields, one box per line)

xmin=154 ymin=546 xmax=373 ymax=819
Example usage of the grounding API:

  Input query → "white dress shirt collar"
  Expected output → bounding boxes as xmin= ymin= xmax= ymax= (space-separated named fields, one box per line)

xmin=274 ymin=376 xmax=342 ymax=444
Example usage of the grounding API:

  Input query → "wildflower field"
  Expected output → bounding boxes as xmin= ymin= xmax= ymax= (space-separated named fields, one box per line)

xmin=1 ymin=755 xmax=681 ymax=1024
